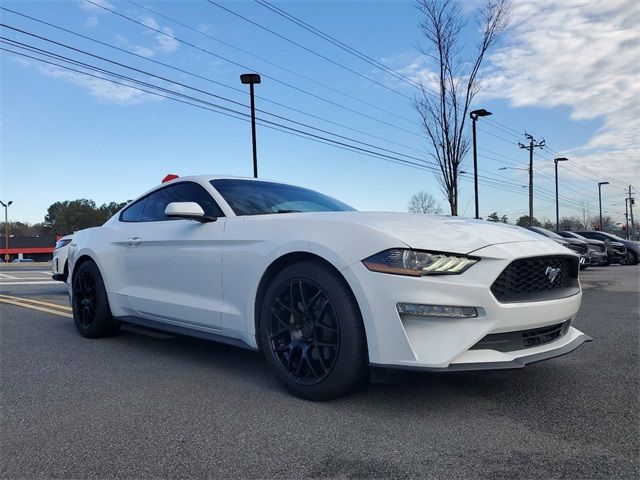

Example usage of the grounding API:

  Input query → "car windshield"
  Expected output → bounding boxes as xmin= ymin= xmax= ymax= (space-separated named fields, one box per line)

xmin=211 ymin=179 xmax=355 ymax=216
xmin=531 ymin=227 xmax=564 ymax=240
xmin=568 ymin=232 xmax=588 ymax=241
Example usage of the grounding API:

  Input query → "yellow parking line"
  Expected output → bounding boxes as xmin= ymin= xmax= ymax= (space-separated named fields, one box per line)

xmin=0 ymin=294 xmax=72 ymax=311
xmin=0 ymin=297 xmax=73 ymax=318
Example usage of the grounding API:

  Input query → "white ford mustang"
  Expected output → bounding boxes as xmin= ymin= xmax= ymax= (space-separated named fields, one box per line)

xmin=68 ymin=175 xmax=590 ymax=400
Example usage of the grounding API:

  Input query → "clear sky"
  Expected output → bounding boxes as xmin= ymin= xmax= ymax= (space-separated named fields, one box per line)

xmin=1 ymin=0 xmax=638 ymax=225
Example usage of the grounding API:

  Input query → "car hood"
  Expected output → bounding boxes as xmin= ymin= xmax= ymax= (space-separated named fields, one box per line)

xmin=584 ymin=238 xmax=604 ymax=246
xmin=310 ymin=212 xmax=549 ymax=254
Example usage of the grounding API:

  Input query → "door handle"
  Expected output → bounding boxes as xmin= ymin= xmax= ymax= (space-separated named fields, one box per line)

xmin=126 ymin=237 xmax=142 ymax=246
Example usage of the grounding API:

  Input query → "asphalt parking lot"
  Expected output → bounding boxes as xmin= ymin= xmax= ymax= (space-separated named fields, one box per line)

xmin=1 ymin=264 xmax=638 ymax=479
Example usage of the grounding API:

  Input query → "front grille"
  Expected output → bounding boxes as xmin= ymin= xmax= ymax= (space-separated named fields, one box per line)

xmin=471 ymin=321 xmax=571 ymax=352
xmin=491 ymin=255 xmax=580 ymax=303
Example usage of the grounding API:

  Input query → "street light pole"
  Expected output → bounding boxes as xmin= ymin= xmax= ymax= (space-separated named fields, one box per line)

xmin=240 ymin=73 xmax=261 ymax=178
xmin=554 ymin=157 xmax=568 ymax=230
xmin=598 ymin=181 xmax=609 ymax=231
xmin=0 ymin=200 xmax=13 ymax=262
xmin=469 ymin=109 xmax=492 ymax=219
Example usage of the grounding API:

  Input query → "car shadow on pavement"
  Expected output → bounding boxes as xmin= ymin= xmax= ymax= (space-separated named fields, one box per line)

xmin=108 ymin=321 xmax=585 ymax=409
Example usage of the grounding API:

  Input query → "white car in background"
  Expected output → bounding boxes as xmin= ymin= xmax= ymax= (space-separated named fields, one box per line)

xmin=52 ymin=234 xmax=73 ymax=282
xmin=68 ymin=176 xmax=590 ymax=400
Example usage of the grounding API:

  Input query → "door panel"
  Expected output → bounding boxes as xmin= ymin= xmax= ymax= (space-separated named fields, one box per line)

xmin=117 ymin=181 xmax=226 ymax=329
xmin=125 ymin=219 xmax=225 ymax=329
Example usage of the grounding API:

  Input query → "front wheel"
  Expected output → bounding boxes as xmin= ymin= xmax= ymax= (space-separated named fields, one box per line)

xmin=72 ymin=260 xmax=119 ymax=338
xmin=623 ymin=251 xmax=638 ymax=265
xmin=259 ymin=261 xmax=368 ymax=400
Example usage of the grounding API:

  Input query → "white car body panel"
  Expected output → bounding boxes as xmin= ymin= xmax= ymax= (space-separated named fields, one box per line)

xmin=68 ymin=175 xmax=589 ymax=371
xmin=52 ymin=234 xmax=73 ymax=280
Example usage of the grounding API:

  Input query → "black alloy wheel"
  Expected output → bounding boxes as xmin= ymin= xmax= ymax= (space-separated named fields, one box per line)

xmin=268 ymin=279 xmax=340 ymax=385
xmin=74 ymin=269 xmax=98 ymax=328
xmin=259 ymin=260 xmax=368 ymax=400
xmin=72 ymin=261 xmax=119 ymax=338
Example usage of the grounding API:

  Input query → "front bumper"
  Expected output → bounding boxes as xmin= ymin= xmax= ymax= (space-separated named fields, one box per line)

xmin=376 ymin=330 xmax=592 ymax=371
xmin=343 ymin=241 xmax=586 ymax=371
xmin=589 ymin=251 xmax=608 ymax=265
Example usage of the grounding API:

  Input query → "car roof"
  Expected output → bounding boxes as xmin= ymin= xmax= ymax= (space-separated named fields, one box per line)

xmin=164 ymin=175 xmax=292 ymax=186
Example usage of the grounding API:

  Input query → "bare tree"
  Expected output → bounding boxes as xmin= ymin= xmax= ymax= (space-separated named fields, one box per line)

xmin=579 ymin=199 xmax=594 ymax=230
xmin=415 ymin=0 xmax=510 ymax=215
xmin=408 ymin=190 xmax=443 ymax=214
xmin=560 ymin=216 xmax=586 ymax=231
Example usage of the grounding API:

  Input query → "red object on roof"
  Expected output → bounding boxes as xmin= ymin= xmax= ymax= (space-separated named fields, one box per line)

xmin=162 ymin=174 xmax=179 ymax=183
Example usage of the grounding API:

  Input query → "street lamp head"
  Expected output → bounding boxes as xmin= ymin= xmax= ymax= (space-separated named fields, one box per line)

xmin=598 ymin=181 xmax=610 ymax=186
xmin=0 ymin=200 xmax=12 ymax=207
xmin=498 ymin=167 xmax=507 ymax=170
xmin=554 ymin=157 xmax=569 ymax=163
xmin=470 ymin=108 xmax=492 ymax=119
xmin=240 ymin=73 xmax=261 ymax=84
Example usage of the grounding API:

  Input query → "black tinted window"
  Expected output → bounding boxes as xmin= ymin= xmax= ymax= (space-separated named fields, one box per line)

xmin=120 ymin=197 xmax=147 ymax=222
xmin=122 ymin=182 xmax=223 ymax=222
xmin=141 ymin=182 xmax=224 ymax=222
xmin=211 ymin=179 xmax=354 ymax=216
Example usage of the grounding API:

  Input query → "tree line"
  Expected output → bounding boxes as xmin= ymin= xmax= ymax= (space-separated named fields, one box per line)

xmin=1 ymin=199 xmax=127 ymax=237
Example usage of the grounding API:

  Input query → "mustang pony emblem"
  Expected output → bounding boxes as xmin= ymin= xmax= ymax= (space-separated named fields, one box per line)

xmin=545 ymin=266 xmax=561 ymax=283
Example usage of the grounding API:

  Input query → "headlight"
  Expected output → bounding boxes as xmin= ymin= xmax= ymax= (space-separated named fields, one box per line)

xmin=362 ymin=249 xmax=478 ymax=276
xmin=54 ymin=239 xmax=72 ymax=250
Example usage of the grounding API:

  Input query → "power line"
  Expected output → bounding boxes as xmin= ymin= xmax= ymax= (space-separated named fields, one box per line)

xmin=205 ymin=0 xmax=414 ymax=102
xmin=121 ymin=0 xmax=419 ymax=128
xmin=2 ymin=7 xmax=628 ymax=216
xmin=253 ymin=0 xmax=421 ymax=90
xmin=0 ymin=26 xmax=437 ymax=168
xmin=0 ymin=7 xmax=428 ymax=156
xmin=3 ymin=25 xmax=548 ymax=199
xmin=2 ymin=44 xmax=567 ymax=205
xmin=80 ymin=0 xmax=424 ymax=138
xmin=0 ymin=42 xmax=445 ymax=173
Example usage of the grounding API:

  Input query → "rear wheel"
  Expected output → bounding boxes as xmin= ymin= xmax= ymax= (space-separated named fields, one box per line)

xmin=624 ymin=251 xmax=638 ymax=265
xmin=72 ymin=261 xmax=119 ymax=338
xmin=259 ymin=261 xmax=368 ymax=400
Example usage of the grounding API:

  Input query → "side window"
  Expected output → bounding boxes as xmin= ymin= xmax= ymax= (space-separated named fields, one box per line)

xmin=120 ymin=198 xmax=147 ymax=222
xmin=141 ymin=182 xmax=224 ymax=222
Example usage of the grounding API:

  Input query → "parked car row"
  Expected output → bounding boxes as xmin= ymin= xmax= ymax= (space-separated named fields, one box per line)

xmin=523 ymin=226 xmax=638 ymax=268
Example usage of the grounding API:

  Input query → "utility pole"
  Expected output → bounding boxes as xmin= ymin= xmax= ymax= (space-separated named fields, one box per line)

xmin=518 ymin=133 xmax=545 ymax=226
xmin=598 ymin=181 xmax=609 ymax=231
xmin=0 ymin=200 xmax=13 ymax=262
xmin=469 ymin=109 xmax=492 ymax=219
xmin=629 ymin=185 xmax=636 ymax=240
xmin=625 ymin=198 xmax=630 ymax=239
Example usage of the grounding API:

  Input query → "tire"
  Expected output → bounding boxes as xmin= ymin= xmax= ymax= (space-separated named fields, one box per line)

xmin=625 ymin=251 xmax=638 ymax=265
xmin=259 ymin=260 xmax=368 ymax=400
xmin=72 ymin=260 xmax=119 ymax=338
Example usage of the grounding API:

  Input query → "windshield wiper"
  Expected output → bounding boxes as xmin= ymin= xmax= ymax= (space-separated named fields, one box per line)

xmin=274 ymin=209 xmax=302 ymax=214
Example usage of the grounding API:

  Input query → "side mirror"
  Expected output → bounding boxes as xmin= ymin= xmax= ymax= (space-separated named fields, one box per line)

xmin=165 ymin=202 xmax=217 ymax=222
